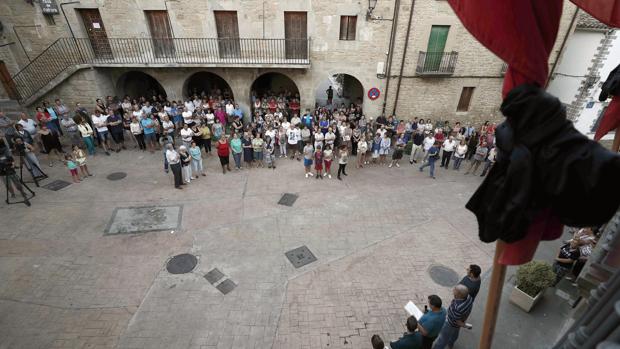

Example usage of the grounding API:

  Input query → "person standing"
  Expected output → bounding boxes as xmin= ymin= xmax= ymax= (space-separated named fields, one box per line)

xmin=379 ymin=132 xmax=391 ymax=166
xmin=252 ymin=133 xmax=265 ymax=168
xmin=389 ymin=134 xmax=405 ymax=168
xmin=326 ymin=86 xmax=334 ymax=105
xmin=417 ymin=295 xmax=447 ymax=349
xmin=357 ymin=135 xmax=368 ymax=168
xmin=464 ymin=142 xmax=488 ymax=175
xmin=166 ymin=144 xmax=183 ymax=189
xmin=314 ymin=145 xmax=324 ymax=179
xmin=130 ymin=116 xmax=145 ymax=151
xmin=140 ymin=114 xmax=157 ymax=153
xmin=441 ymin=136 xmax=457 ymax=169
xmin=216 ymin=136 xmax=232 ymax=174
xmin=422 ymin=132 xmax=435 ymax=162
xmin=389 ymin=316 xmax=423 ymax=349
xmin=479 ymin=146 xmax=497 ymax=177
xmin=230 ymin=133 xmax=243 ymax=170
xmin=337 ymin=144 xmax=348 ymax=180
xmin=452 ymin=139 xmax=468 ymax=170
xmin=303 ymin=142 xmax=314 ymax=178
xmin=433 ymin=285 xmax=474 ymax=349
xmin=459 ymin=265 xmax=482 ymax=300
xmin=38 ymin=124 xmax=64 ymax=166
xmin=72 ymin=144 xmax=92 ymax=179
xmin=323 ymin=145 xmax=334 ymax=179
xmin=409 ymin=130 xmax=424 ymax=164
xmin=287 ymin=124 xmax=301 ymax=160
xmin=419 ymin=141 xmax=439 ymax=179
xmin=106 ymin=110 xmax=125 ymax=152
xmin=179 ymin=145 xmax=192 ymax=183
xmin=264 ymin=135 xmax=276 ymax=169
xmin=189 ymin=141 xmax=206 ymax=177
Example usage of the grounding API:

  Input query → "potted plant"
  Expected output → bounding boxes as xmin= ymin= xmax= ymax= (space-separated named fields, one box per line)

xmin=509 ymin=260 xmax=555 ymax=312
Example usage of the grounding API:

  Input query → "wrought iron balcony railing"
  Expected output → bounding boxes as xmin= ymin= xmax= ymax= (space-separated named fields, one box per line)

xmin=9 ymin=37 xmax=311 ymax=103
xmin=415 ymin=51 xmax=458 ymax=76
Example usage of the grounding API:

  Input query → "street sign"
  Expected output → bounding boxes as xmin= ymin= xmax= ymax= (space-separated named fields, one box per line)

xmin=39 ymin=0 xmax=60 ymax=15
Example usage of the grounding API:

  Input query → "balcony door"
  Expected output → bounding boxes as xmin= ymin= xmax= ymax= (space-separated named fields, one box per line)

xmin=425 ymin=25 xmax=449 ymax=71
xmin=214 ymin=11 xmax=240 ymax=58
xmin=145 ymin=10 xmax=176 ymax=58
xmin=78 ymin=9 xmax=113 ymax=59
xmin=284 ymin=12 xmax=307 ymax=60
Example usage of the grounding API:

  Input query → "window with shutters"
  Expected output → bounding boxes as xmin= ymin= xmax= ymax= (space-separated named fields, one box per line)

xmin=339 ymin=16 xmax=357 ymax=40
xmin=457 ymin=87 xmax=475 ymax=112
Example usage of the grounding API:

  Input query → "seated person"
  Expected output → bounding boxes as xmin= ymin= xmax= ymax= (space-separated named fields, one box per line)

xmin=553 ymin=239 xmax=580 ymax=286
xmin=390 ymin=316 xmax=423 ymax=349
xmin=418 ymin=295 xmax=447 ymax=349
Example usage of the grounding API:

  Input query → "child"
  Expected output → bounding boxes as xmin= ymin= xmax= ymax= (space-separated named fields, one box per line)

xmin=303 ymin=142 xmax=314 ymax=178
xmin=323 ymin=145 xmax=333 ymax=179
xmin=389 ymin=135 xmax=405 ymax=168
xmin=337 ymin=144 xmax=349 ymax=180
xmin=189 ymin=141 xmax=206 ymax=177
xmin=264 ymin=135 xmax=276 ymax=169
xmin=314 ymin=145 xmax=324 ymax=179
xmin=179 ymin=145 xmax=192 ymax=183
xmin=72 ymin=145 xmax=92 ymax=179
xmin=371 ymin=133 xmax=381 ymax=165
xmin=65 ymin=154 xmax=80 ymax=183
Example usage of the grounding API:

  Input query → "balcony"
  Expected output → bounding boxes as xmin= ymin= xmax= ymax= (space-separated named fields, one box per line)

xmin=415 ymin=51 xmax=458 ymax=76
xmin=9 ymin=37 xmax=310 ymax=103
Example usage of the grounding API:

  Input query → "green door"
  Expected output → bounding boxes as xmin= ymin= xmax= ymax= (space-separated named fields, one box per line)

xmin=425 ymin=25 xmax=450 ymax=71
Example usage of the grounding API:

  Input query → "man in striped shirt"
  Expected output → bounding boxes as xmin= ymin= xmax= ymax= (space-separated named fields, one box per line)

xmin=433 ymin=285 xmax=474 ymax=349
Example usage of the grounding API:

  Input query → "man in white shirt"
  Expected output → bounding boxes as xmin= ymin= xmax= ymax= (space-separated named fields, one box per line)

xmin=165 ymin=144 xmax=183 ymax=189
xmin=181 ymin=107 xmax=193 ymax=126
xmin=91 ymin=110 xmax=111 ymax=155
xmin=287 ymin=124 xmax=301 ymax=160
xmin=18 ymin=113 xmax=37 ymax=136
xmin=281 ymin=120 xmax=291 ymax=132
xmin=422 ymin=133 xmax=436 ymax=161
xmin=441 ymin=136 xmax=457 ymax=169
xmin=291 ymin=115 xmax=301 ymax=127
xmin=225 ymin=101 xmax=234 ymax=116
xmin=180 ymin=124 xmax=194 ymax=148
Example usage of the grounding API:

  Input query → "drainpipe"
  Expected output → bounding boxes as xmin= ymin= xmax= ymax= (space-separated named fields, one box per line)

xmin=546 ymin=6 xmax=579 ymax=88
xmin=391 ymin=0 xmax=415 ymax=116
xmin=381 ymin=0 xmax=400 ymax=116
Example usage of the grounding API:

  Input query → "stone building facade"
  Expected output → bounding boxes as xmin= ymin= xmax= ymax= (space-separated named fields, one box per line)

xmin=0 ymin=0 xmax=577 ymax=123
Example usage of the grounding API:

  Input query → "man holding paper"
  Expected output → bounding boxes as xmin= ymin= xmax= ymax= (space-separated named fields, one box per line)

xmin=417 ymin=295 xmax=446 ymax=349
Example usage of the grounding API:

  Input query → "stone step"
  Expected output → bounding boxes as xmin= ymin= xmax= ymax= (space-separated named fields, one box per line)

xmin=0 ymin=99 xmax=28 ymax=117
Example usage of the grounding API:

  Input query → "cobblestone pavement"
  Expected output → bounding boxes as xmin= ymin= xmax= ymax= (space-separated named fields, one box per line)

xmin=0 ymin=148 xmax=493 ymax=349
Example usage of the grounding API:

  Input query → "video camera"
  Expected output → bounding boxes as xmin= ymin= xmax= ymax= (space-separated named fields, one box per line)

xmin=0 ymin=153 xmax=15 ymax=176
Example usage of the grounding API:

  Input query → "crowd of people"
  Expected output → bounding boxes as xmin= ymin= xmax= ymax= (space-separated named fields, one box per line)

xmin=0 ymin=86 xmax=499 ymax=190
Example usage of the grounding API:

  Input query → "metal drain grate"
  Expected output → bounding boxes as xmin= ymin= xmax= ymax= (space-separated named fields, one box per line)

xmin=285 ymin=245 xmax=317 ymax=268
xmin=216 ymin=279 xmax=237 ymax=294
xmin=204 ymin=268 xmax=225 ymax=284
xmin=428 ymin=265 xmax=460 ymax=287
xmin=107 ymin=172 xmax=127 ymax=181
xmin=278 ymin=193 xmax=298 ymax=207
xmin=166 ymin=253 xmax=197 ymax=274
xmin=42 ymin=180 xmax=71 ymax=191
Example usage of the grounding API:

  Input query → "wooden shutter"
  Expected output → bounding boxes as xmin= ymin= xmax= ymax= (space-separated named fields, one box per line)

xmin=145 ymin=10 xmax=175 ymax=58
xmin=457 ymin=87 xmax=475 ymax=112
xmin=339 ymin=16 xmax=357 ymax=40
xmin=284 ymin=12 xmax=307 ymax=59
xmin=214 ymin=11 xmax=240 ymax=58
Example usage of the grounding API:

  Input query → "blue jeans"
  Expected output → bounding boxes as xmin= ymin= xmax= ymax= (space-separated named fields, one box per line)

xmin=453 ymin=157 xmax=464 ymax=170
xmin=83 ymin=136 xmax=95 ymax=155
xmin=433 ymin=322 xmax=461 ymax=349
xmin=419 ymin=158 xmax=436 ymax=177
xmin=233 ymin=152 xmax=242 ymax=168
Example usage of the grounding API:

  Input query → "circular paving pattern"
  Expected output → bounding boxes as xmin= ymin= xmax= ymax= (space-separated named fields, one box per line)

xmin=106 ymin=172 xmax=127 ymax=181
xmin=166 ymin=253 xmax=198 ymax=274
xmin=428 ymin=264 xmax=460 ymax=287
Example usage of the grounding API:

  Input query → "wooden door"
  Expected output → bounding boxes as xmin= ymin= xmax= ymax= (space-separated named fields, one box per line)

xmin=78 ymin=9 xmax=113 ymax=59
xmin=425 ymin=25 xmax=449 ymax=70
xmin=214 ymin=11 xmax=240 ymax=58
xmin=284 ymin=12 xmax=307 ymax=60
xmin=145 ymin=10 xmax=175 ymax=58
xmin=0 ymin=61 xmax=19 ymax=100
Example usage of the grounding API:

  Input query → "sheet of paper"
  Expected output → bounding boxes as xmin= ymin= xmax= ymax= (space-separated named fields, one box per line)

xmin=404 ymin=300 xmax=424 ymax=320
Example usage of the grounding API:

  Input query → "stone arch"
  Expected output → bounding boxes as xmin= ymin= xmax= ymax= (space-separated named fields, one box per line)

xmin=183 ymin=71 xmax=234 ymax=100
xmin=250 ymin=72 xmax=300 ymax=102
xmin=116 ymin=71 xmax=167 ymax=99
xmin=315 ymin=73 xmax=364 ymax=108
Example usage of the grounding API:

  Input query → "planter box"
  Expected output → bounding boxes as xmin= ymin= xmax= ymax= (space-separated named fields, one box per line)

xmin=509 ymin=285 xmax=543 ymax=312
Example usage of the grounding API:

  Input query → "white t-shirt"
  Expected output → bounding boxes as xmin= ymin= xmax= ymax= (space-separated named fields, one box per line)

xmin=132 ymin=110 xmax=143 ymax=119
xmin=442 ymin=140 xmax=456 ymax=152
xmin=182 ymin=111 xmax=193 ymax=123
xmin=225 ymin=103 xmax=234 ymax=115
xmin=180 ymin=128 xmax=194 ymax=143
xmin=455 ymin=144 xmax=468 ymax=158
xmin=281 ymin=121 xmax=291 ymax=131
xmin=291 ymin=116 xmax=301 ymax=126
xmin=324 ymin=132 xmax=336 ymax=145
xmin=423 ymin=137 xmax=435 ymax=151
xmin=206 ymin=113 xmax=215 ymax=125
xmin=162 ymin=120 xmax=175 ymax=134
xmin=265 ymin=129 xmax=276 ymax=141
xmin=92 ymin=114 xmax=108 ymax=133
xmin=18 ymin=119 xmax=37 ymax=135
xmin=287 ymin=128 xmax=300 ymax=144
xmin=185 ymin=101 xmax=195 ymax=112
xmin=130 ymin=122 xmax=142 ymax=135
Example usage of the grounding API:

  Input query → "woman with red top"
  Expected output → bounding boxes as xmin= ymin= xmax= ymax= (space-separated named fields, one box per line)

xmin=289 ymin=99 xmax=300 ymax=115
xmin=216 ymin=135 xmax=232 ymax=174
xmin=268 ymin=98 xmax=277 ymax=113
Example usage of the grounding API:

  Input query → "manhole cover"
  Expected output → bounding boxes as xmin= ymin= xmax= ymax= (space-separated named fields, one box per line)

xmin=42 ymin=180 xmax=71 ymax=191
xmin=107 ymin=172 xmax=127 ymax=181
xmin=216 ymin=279 xmax=237 ymax=295
xmin=428 ymin=265 xmax=460 ymax=287
xmin=285 ymin=245 xmax=317 ymax=268
xmin=204 ymin=268 xmax=225 ymax=284
xmin=166 ymin=253 xmax=197 ymax=274
xmin=278 ymin=193 xmax=298 ymax=207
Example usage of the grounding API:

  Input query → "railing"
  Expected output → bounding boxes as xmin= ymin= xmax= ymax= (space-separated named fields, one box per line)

xmin=415 ymin=51 xmax=458 ymax=76
xmin=9 ymin=37 xmax=311 ymax=103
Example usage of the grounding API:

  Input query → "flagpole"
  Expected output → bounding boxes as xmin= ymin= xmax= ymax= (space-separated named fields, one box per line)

xmin=478 ymin=240 xmax=507 ymax=349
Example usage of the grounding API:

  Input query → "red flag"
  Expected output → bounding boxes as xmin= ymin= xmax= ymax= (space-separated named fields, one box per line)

xmin=594 ymin=97 xmax=620 ymax=141
xmin=571 ymin=0 xmax=620 ymax=27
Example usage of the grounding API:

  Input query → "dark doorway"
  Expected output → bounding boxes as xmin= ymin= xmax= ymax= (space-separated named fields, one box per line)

xmin=214 ymin=11 xmax=241 ymax=58
xmin=0 ymin=61 xmax=19 ymax=100
xmin=117 ymin=71 xmax=166 ymax=98
xmin=250 ymin=72 xmax=299 ymax=100
xmin=145 ymin=10 xmax=175 ymax=58
xmin=78 ymin=9 xmax=113 ymax=59
xmin=315 ymin=74 xmax=363 ymax=108
xmin=184 ymin=72 xmax=234 ymax=99
xmin=284 ymin=12 xmax=307 ymax=60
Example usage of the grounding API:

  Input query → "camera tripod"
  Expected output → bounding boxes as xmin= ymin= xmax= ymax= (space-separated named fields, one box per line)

xmin=3 ymin=170 xmax=34 ymax=206
xmin=18 ymin=152 xmax=48 ymax=187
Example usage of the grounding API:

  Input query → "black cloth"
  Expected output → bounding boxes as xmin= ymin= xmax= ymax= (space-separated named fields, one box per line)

xmin=413 ymin=133 xmax=424 ymax=146
xmin=466 ymin=84 xmax=620 ymax=244
xmin=556 ymin=243 xmax=580 ymax=268
xmin=599 ymin=63 xmax=620 ymax=101
xmin=170 ymin=163 xmax=182 ymax=188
